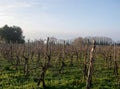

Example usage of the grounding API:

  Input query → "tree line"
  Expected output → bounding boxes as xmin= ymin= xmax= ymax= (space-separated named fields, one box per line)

xmin=0 ymin=25 xmax=120 ymax=46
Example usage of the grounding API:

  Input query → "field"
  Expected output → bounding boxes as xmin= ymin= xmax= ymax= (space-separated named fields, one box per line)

xmin=0 ymin=39 xmax=120 ymax=89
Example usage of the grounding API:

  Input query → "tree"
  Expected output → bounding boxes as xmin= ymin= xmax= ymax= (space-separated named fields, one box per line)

xmin=0 ymin=25 xmax=25 ymax=43
xmin=72 ymin=37 xmax=84 ymax=47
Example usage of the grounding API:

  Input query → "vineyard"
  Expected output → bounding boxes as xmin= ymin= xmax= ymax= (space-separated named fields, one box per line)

xmin=0 ymin=37 xmax=120 ymax=89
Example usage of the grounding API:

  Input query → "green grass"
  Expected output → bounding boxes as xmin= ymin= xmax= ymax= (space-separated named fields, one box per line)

xmin=0 ymin=55 xmax=120 ymax=89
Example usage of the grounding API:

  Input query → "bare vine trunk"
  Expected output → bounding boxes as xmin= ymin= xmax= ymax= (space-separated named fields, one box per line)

xmin=113 ymin=43 xmax=118 ymax=76
xmin=37 ymin=37 xmax=51 ymax=88
xmin=59 ymin=41 xmax=66 ymax=73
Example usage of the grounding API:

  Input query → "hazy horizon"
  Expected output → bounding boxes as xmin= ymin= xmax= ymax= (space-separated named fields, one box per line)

xmin=0 ymin=0 xmax=120 ymax=41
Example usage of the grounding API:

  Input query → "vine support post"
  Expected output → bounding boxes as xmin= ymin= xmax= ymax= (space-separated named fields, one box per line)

xmin=86 ymin=40 xmax=96 ymax=89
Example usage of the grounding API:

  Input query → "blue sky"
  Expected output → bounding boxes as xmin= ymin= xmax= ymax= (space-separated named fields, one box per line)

xmin=0 ymin=0 xmax=120 ymax=40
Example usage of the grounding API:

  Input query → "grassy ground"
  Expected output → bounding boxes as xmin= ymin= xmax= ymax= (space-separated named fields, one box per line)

xmin=0 ymin=55 xmax=120 ymax=89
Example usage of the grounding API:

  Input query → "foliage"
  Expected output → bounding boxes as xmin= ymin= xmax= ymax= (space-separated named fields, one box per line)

xmin=0 ymin=25 xmax=25 ymax=43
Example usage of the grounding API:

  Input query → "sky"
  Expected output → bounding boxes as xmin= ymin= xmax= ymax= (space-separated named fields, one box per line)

xmin=0 ymin=0 xmax=120 ymax=41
